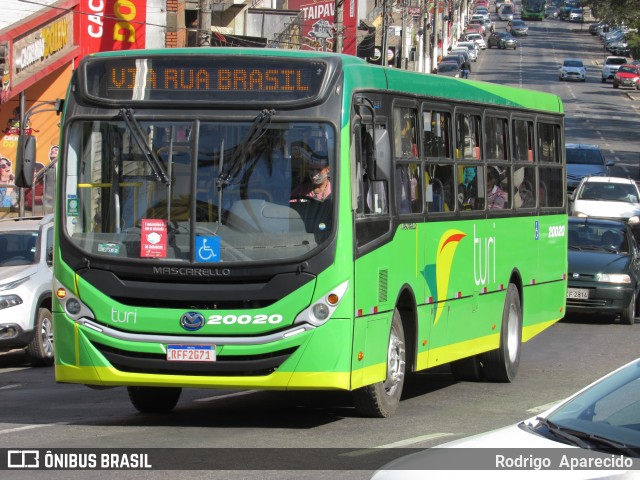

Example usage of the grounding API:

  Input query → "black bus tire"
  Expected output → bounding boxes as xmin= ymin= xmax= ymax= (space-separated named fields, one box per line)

xmin=352 ymin=309 xmax=406 ymax=417
xmin=480 ymin=283 xmax=522 ymax=382
xmin=127 ymin=386 xmax=182 ymax=413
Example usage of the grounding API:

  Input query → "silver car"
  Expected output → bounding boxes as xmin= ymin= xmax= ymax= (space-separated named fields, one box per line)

xmin=0 ymin=215 xmax=54 ymax=366
xmin=509 ymin=19 xmax=528 ymax=36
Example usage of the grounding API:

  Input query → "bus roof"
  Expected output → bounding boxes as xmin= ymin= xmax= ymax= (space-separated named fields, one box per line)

xmin=85 ymin=47 xmax=563 ymax=115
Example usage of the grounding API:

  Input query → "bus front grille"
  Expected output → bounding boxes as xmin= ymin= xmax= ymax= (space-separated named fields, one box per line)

xmin=91 ymin=341 xmax=298 ymax=376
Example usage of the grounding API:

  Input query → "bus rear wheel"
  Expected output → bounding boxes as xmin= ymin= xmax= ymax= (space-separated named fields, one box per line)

xmin=352 ymin=309 xmax=406 ymax=418
xmin=127 ymin=386 xmax=182 ymax=413
xmin=481 ymin=283 xmax=522 ymax=382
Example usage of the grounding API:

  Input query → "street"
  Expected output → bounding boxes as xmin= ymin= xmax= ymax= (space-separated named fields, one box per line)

xmin=2 ymin=10 xmax=640 ymax=480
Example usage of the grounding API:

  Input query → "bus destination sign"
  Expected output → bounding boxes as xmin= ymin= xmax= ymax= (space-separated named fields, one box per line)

xmin=82 ymin=56 xmax=330 ymax=103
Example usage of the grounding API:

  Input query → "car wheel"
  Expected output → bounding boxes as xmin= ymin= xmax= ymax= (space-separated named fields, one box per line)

xmin=127 ymin=386 xmax=182 ymax=413
xmin=601 ymin=77 xmax=606 ymax=83
xmin=613 ymin=83 xmax=619 ymax=89
xmin=480 ymin=283 xmax=522 ymax=382
xmin=620 ymin=290 xmax=637 ymax=325
xmin=25 ymin=307 xmax=54 ymax=367
xmin=352 ymin=309 xmax=406 ymax=417
xmin=559 ymin=77 xmax=563 ymax=81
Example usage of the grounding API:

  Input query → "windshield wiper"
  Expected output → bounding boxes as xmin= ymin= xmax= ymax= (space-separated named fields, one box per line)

xmin=535 ymin=417 xmax=639 ymax=456
xmin=120 ymin=108 xmax=170 ymax=186
xmin=216 ymin=109 xmax=275 ymax=190
xmin=534 ymin=417 xmax=592 ymax=448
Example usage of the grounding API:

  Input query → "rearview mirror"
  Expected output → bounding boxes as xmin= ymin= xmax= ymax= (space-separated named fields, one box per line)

xmin=14 ymin=134 xmax=37 ymax=188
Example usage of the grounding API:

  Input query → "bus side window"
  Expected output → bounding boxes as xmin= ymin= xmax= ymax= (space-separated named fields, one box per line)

xmin=425 ymin=164 xmax=454 ymax=213
xmin=456 ymin=113 xmax=482 ymax=160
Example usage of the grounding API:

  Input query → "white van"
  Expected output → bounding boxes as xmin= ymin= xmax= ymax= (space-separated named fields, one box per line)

xmin=499 ymin=3 xmax=514 ymax=21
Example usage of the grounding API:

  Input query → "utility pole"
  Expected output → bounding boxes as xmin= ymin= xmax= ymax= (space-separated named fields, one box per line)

xmin=333 ymin=0 xmax=344 ymax=53
xmin=423 ymin=11 xmax=431 ymax=73
xmin=198 ymin=0 xmax=212 ymax=46
xmin=381 ymin=0 xmax=389 ymax=66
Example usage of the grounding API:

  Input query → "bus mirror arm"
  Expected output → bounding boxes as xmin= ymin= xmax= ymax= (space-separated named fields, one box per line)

xmin=354 ymin=96 xmax=390 ymax=181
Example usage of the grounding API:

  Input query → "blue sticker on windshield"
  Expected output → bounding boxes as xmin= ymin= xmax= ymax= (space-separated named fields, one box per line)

xmin=196 ymin=236 xmax=221 ymax=263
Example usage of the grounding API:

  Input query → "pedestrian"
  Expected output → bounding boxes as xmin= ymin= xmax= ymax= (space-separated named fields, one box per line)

xmin=461 ymin=59 xmax=471 ymax=79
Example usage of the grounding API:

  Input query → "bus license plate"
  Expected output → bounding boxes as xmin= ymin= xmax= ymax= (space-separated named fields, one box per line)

xmin=167 ymin=345 xmax=216 ymax=362
xmin=567 ymin=288 xmax=589 ymax=300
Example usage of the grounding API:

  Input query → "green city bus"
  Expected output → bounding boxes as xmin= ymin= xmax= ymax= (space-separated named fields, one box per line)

xmin=522 ymin=0 xmax=546 ymax=20
xmin=52 ymin=48 xmax=567 ymax=417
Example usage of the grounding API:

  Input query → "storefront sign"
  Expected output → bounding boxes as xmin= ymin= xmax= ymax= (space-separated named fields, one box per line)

xmin=80 ymin=0 xmax=147 ymax=56
xmin=12 ymin=12 xmax=75 ymax=85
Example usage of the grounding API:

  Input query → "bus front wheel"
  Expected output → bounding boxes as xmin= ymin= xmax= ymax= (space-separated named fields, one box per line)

xmin=127 ymin=386 xmax=182 ymax=413
xmin=481 ymin=283 xmax=522 ymax=382
xmin=352 ymin=309 xmax=406 ymax=418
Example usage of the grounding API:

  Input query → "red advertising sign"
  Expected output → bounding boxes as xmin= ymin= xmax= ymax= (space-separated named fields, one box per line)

xmin=287 ymin=0 xmax=358 ymax=56
xmin=140 ymin=218 xmax=167 ymax=258
xmin=79 ymin=0 xmax=147 ymax=56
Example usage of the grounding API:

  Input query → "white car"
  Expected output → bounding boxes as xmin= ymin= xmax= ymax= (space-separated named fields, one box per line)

xmin=451 ymin=47 xmax=476 ymax=62
xmin=465 ymin=33 xmax=486 ymax=50
xmin=570 ymin=176 xmax=640 ymax=221
xmin=372 ymin=357 xmax=640 ymax=478
xmin=559 ymin=58 xmax=586 ymax=82
xmin=602 ymin=56 xmax=629 ymax=82
xmin=0 ymin=215 xmax=54 ymax=366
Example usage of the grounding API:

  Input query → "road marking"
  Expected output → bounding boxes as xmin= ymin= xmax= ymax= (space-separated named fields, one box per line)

xmin=0 ymin=422 xmax=70 ymax=435
xmin=0 ymin=368 xmax=30 ymax=374
xmin=193 ymin=390 xmax=257 ymax=402
xmin=340 ymin=433 xmax=456 ymax=457
xmin=0 ymin=384 xmax=21 ymax=390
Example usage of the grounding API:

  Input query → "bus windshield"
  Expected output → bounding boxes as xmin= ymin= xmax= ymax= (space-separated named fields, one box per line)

xmin=63 ymin=118 xmax=335 ymax=263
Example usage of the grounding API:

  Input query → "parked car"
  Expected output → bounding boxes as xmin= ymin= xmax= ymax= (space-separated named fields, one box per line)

xmin=436 ymin=62 xmax=460 ymax=77
xmin=567 ymin=217 xmax=640 ymax=324
xmin=570 ymin=176 xmax=640 ymax=222
xmin=464 ymin=33 xmax=486 ymax=50
xmin=0 ymin=215 xmax=54 ymax=366
xmin=449 ymin=48 xmax=472 ymax=64
xmin=602 ymin=56 xmax=628 ymax=83
xmin=372 ymin=357 xmax=640 ymax=478
xmin=589 ymin=20 xmax=607 ymax=34
xmin=613 ymin=63 xmax=640 ymax=89
xmin=487 ymin=32 xmax=518 ymax=50
xmin=440 ymin=54 xmax=464 ymax=69
xmin=455 ymin=41 xmax=479 ymax=61
xmin=558 ymin=58 xmax=586 ymax=82
xmin=508 ymin=19 xmax=528 ymax=36
xmin=566 ymin=143 xmax=611 ymax=194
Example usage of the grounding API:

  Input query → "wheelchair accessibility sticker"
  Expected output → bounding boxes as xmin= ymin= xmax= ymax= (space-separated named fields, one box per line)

xmin=196 ymin=236 xmax=220 ymax=263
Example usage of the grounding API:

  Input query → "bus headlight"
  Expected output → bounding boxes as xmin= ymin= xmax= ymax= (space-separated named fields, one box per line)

xmin=295 ymin=280 xmax=349 ymax=327
xmin=54 ymin=278 xmax=96 ymax=321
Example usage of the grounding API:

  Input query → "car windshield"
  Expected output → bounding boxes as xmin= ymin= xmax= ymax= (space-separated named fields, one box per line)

xmin=568 ymin=221 xmax=628 ymax=252
xmin=542 ymin=359 xmax=640 ymax=451
xmin=438 ymin=63 xmax=459 ymax=72
xmin=63 ymin=118 xmax=336 ymax=263
xmin=618 ymin=66 xmax=638 ymax=74
xmin=578 ymin=183 xmax=639 ymax=203
xmin=0 ymin=231 xmax=39 ymax=266
xmin=607 ymin=58 xmax=628 ymax=65
xmin=566 ymin=148 xmax=604 ymax=165
xmin=564 ymin=60 xmax=583 ymax=68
